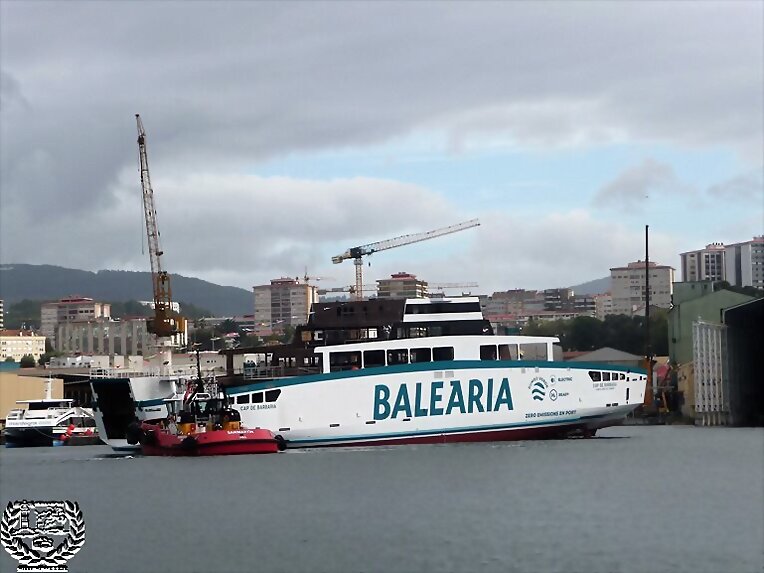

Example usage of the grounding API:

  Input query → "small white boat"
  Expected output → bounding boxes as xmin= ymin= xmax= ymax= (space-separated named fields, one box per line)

xmin=3 ymin=376 xmax=99 ymax=447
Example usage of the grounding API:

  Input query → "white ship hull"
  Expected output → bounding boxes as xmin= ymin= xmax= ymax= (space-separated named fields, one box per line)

xmin=226 ymin=360 xmax=646 ymax=446
xmin=92 ymin=360 xmax=646 ymax=451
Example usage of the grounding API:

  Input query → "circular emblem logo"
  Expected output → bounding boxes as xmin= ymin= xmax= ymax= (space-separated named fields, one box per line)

xmin=1 ymin=500 xmax=85 ymax=573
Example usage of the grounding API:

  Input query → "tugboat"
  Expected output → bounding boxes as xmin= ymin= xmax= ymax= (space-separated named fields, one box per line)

xmin=126 ymin=347 xmax=285 ymax=456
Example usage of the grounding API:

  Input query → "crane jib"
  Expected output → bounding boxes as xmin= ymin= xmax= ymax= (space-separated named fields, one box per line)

xmin=135 ymin=114 xmax=185 ymax=338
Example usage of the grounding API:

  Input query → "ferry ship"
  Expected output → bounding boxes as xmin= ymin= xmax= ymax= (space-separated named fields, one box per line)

xmin=90 ymin=297 xmax=647 ymax=451
xmin=4 ymin=377 xmax=98 ymax=447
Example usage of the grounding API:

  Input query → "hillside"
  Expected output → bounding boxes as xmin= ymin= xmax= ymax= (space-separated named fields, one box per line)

xmin=0 ymin=264 xmax=252 ymax=316
xmin=568 ymin=276 xmax=611 ymax=296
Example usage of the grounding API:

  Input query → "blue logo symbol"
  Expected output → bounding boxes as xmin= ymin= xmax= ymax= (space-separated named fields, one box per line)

xmin=530 ymin=378 xmax=546 ymax=401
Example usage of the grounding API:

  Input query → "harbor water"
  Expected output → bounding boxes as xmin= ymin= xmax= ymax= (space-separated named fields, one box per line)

xmin=1 ymin=426 xmax=762 ymax=573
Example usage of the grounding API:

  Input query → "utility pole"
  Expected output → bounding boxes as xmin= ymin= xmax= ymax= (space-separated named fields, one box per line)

xmin=645 ymin=224 xmax=655 ymax=407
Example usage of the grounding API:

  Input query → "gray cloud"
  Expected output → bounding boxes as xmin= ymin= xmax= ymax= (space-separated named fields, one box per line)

xmin=0 ymin=1 xmax=761 ymax=290
xmin=594 ymin=159 xmax=695 ymax=208
xmin=707 ymin=168 xmax=764 ymax=201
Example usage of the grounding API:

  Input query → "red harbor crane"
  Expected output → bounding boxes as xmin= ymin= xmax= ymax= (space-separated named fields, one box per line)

xmin=331 ymin=219 xmax=480 ymax=301
xmin=136 ymin=114 xmax=186 ymax=341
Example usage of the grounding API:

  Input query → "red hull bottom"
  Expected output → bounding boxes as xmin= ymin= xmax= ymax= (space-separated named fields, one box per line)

xmin=140 ymin=426 xmax=282 ymax=456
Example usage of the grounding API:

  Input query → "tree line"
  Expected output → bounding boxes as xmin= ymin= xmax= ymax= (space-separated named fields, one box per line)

xmin=520 ymin=310 xmax=669 ymax=356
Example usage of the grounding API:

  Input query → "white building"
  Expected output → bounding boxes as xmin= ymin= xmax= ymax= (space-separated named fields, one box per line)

xmin=0 ymin=299 xmax=4 ymax=330
xmin=0 ymin=330 xmax=46 ymax=362
xmin=610 ymin=261 xmax=675 ymax=316
xmin=253 ymin=278 xmax=318 ymax=328
xmin=41 ymin=297 xmax=111 ymax=347
xmin=725 ymin=236 xmax=764 ymax=290
xmin=680 ymin=243 xmax=726 ymax=282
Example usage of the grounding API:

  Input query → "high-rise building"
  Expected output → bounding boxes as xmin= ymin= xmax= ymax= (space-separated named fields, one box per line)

xmin=724 ymin=236 xmax=764 ymax=289
xmin=680 ymin=243 xmax=726 ymax=282
xmin=610 ymin=261 xmax=675 ymax=316
xmin=40 ymin=297 xmax=111 ymax=347
xmin=0 ymin=299 xmax=4 ymax=330
xmin=253 ymin=278 xmax=318 ymax=328
xmin=376 ymin=272 xmax=427 ymax=299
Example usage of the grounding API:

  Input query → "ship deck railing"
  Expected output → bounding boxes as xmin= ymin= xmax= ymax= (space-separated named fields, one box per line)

xmin=89 ymin=367 xmax=161 ymax=379
xmin=241 ymin=365 xmax=321 ymax=380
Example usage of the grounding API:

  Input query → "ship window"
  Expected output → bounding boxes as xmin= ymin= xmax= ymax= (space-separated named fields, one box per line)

xmin=363 ymin=350 xmax=385 ymax=368
xmin=329 ymin=351 xmax=362 ymax=372
xmin=252 ymin=393 xmax=264 ymax=404
xmin=589 ymin=371 xmax=602 ymax=382
xmin=620 ymin=373 xmax=625 ymax=380
xmin=498 ymin=344 xmax=511 ymax=360
xmin=429 ymin=325 xmax=443 ymax=337
xmin=407 ymin=327 xmax=427 ymax=338
xmin=410 ymin=348 xmax=432 ymax=363
xmin=236 ymin=394 xmax=250 ymax=404
xmin=387 ymin=349 xmax=409 ymax=365
xmin=603 ymin=372 xmax=611 ymax=381
xmin=519 ymin=343 xmax=547 ymax=360
xmin=480 ymin=345 xmax=497 ymax=360
xmin=433 ymin=347 xmax=454 ymax=361
xmin=265 ymin=390 xmax=281 ymax=402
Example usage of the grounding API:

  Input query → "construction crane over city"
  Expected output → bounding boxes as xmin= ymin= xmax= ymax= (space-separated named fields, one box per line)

xmin=331 ymin=219 xmax=480 ymax=301
xmin=136 ymin=114 xmax=186 ymax=369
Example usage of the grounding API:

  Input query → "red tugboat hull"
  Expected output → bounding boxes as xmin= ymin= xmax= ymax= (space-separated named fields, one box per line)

xmin=140 ymin=425 xmax=283 ymax=456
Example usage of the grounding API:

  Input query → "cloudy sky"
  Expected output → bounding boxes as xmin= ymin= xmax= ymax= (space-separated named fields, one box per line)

xmin=1 ymin=1 xmax=762 ymax=295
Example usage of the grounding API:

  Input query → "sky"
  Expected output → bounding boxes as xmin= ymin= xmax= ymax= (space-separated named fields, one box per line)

xmin=1 ymin=1 xmax=762 ymax=296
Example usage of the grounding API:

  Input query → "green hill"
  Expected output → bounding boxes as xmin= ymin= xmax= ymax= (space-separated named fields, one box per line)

xmin=0 ymin=264 xmax=252 ymax=316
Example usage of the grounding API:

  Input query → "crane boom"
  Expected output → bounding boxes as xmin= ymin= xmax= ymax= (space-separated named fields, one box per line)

xmin=331 ymin=219 xmax=480 ymax=300
xmin=136 ymin=114 xmax=182 ymax=338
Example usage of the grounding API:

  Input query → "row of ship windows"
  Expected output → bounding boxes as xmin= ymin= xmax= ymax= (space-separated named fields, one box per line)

xmin=588 ymin=371 xmax=628 ymax=381
xmin=234 ymin=389 xmax=282 ymax=405
xmin=328 ymin=344 xmax=544 ymax=372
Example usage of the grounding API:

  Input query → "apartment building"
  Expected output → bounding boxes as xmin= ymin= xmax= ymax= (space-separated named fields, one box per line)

xmin=0 ymin=330 xmax=46 ymax=362
xmin=543 ymin=288 xmax=575 ymax=311
xmin=253 ymin=278 xmax=318 ymax=328
xmin=376 ymin=272 xmax=427 ymax=299
xmin=725 ymin=236 xmax=764 ymax=289
xmin=0 ymin=299 xmax=4 ymax=330
xmin=40 ymin=296 xmax=111 ymax=346
xmin=594 ymin=293 xmax=613 ymax=320
xmin=610 ymin=261 xmax=675 ymax=316
xmin=680 ymin=243 xmax=726 ymax=282
xmin=483 ymin=289 xmax=540 ymax=317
